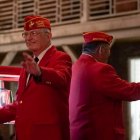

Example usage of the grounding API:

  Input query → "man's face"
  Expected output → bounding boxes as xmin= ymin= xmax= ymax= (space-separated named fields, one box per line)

xmin=22 ymin=29 xmax=51 ymax=55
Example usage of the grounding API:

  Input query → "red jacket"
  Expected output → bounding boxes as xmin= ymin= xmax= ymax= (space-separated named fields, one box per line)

xmin=0 ymin=46 xmax=72 ymax=140
xmin=69 ymin=54 xmax=140 ymax=140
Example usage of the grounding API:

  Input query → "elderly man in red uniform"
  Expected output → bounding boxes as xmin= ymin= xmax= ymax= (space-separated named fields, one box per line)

xmin=0 ymin=15 xmax=72 ymax=140
xmin=69 ymin=32 xmax=140 ymax=140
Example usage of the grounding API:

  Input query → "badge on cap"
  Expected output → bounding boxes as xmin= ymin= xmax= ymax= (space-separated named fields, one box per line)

xmin=29 ymin=21 xmax=34 ymax=28
xmin=24 ymin=15 xmax=51 ymax=31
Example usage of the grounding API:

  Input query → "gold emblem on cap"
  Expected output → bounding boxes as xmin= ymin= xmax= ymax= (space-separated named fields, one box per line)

xmin=36 ymin=20 xmax=45 ymax=28
xmin=29 ymin=21 xmax=34 ymax=28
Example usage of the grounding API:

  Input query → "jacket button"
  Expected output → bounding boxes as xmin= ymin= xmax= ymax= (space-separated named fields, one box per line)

xmin=19 ymin=100 xmax=23 ymax=104
xmin=46 ymin=81 xmax=51 ymax=85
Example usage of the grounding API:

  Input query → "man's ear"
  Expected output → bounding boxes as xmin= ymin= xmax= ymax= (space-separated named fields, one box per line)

xmin=49 ymin=32 xmax=52 ymax=39
xmin=47 ymin=32 xmax=52 ymax=40
xmin=96 ymin=46 xmax=102 ymax=55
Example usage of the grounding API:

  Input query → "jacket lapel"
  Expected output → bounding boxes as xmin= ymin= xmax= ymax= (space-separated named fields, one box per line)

xmin=16 ymin=69 xmax=28 ymax=100
xmin=39 ymin=46 xmax=56 ymax=66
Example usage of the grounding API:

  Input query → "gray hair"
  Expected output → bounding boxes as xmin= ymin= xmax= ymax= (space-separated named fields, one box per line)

xmin=82 ymin=41 xmax=110 ymax=55
xmin=40 ymin=28 xmax=51 ymax=34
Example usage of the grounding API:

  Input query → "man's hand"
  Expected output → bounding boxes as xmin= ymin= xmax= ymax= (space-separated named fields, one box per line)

xmin=21 ymin=52 xmax=41 ymax=76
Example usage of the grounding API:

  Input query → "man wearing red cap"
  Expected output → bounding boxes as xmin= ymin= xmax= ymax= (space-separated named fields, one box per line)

xmin=0 ymin=15 xmax=72 ymax=140
xmin=69 ymin=31 xmax=140 ymax=140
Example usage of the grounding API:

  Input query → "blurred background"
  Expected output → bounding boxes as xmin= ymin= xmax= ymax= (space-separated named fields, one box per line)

xmin=0 ymin=0 xmax=140 ymax=139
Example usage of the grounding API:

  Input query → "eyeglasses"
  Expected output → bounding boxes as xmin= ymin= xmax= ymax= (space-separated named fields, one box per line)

xmin=22 ymin=30 xmax=42 ymax=38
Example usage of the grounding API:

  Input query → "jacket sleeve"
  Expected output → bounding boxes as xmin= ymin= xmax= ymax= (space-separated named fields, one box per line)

xmin=35 ymin=53 xmax=72 ymax=88
xmin=93 ymin=64 xmax=140 ymax=101
xmin=0 ymin=101 xmax=17 ymax=123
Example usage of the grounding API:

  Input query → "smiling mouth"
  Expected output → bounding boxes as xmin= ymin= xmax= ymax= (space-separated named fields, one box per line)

xmin=27 ymin=42 xmax=36 ymax=45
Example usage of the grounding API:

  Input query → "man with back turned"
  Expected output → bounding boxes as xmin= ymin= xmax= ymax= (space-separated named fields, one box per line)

xmin=69 ymin=31 xmax=140 ymax=140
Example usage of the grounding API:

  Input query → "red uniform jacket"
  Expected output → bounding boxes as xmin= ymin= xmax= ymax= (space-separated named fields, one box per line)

xmin=69 ymin=54 xmax=140 ymax=140
xmin=0 ymin=46 xmax=72 ymax=140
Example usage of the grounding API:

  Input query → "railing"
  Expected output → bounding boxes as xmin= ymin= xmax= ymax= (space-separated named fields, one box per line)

xmin=0 ymin=0 xmax=140 ymax=32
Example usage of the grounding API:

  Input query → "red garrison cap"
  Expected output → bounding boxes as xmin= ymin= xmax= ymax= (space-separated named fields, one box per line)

xmin=83 ymin=32 xmax=113 ymax=44
xmin=24 ymin=15 xmax=51 ymax=31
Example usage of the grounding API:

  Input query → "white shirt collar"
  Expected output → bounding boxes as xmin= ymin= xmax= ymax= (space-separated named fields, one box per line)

xmin=82 ymin=53 xmax=97 ymax=61
xmin=34 ymin=45 xmax=52 ymax=63
xmin=82 ymin=52 xmax=93 ymax=58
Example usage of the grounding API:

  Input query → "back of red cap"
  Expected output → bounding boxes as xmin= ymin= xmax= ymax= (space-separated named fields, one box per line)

xmin=83 ymin=32 xmax=113 ymax=44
